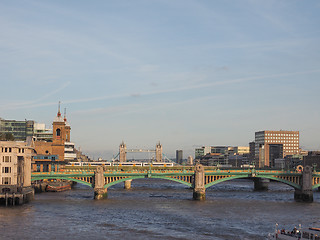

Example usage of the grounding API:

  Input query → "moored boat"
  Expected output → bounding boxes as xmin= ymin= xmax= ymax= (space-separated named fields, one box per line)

xmin=269 ymin=224 xmax=320 ymax=240
xmin=46 ymin=181 xmax=72 ymax=192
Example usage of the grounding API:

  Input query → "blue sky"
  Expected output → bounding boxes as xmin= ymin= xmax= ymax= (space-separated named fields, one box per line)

xmin=1 ymin=0 xmax=320 ymax=159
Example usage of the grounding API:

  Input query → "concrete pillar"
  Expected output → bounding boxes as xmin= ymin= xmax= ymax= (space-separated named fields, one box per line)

xmin=253 ymin=178 xmax=269 ymax=191
xmin=94 ymin=188 xmax=108 ymax=200
xmin=23 ymin=187 xmax=35 ymax=202
xmin=23 ymin=154 xmax=32 ymax=187
xmin=124 ymin=180 xmax=132 ymax=190
xmin=193 ymin=164 xmax=206 ymax=200
xmin=5 ymin=193 xmax=8 ymax=207
xmin=93 ymin=166 xmax=107 ymax=200
xmin=294 ymin=165 xmax=313 ymax=202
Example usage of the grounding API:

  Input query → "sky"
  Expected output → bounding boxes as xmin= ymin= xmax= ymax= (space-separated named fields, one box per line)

xmin=1 ymin=0 xmax=320 ymax=159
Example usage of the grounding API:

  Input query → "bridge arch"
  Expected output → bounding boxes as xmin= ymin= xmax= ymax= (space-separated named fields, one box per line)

xmin=204 ymin=175 xmax=301 ymax=190
xmin=31 ymin=176 xmax=93 ymax=188
xmin=313 ymin=183 xmax=320 ymax=190
xmin=104 ymin=176 xmax=192 ymax=189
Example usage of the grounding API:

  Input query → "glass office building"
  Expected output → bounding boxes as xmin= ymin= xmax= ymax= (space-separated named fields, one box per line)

xmin=0 ymin=118 xmax=35 ymax=141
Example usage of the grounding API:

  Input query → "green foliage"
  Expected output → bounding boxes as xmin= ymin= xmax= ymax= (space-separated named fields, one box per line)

xmin=0 ymin=132 xmax=15 ymax=141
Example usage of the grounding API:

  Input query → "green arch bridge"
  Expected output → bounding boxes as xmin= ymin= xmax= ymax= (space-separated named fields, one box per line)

xmin=31 ymin=165 xmax=320 ymax=202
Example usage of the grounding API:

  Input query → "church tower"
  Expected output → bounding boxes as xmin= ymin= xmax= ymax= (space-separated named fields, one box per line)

xmin=64 ymin=108 xmax=71 ymax=142
xmin=52 ymin=102 xmax=66 ymax=161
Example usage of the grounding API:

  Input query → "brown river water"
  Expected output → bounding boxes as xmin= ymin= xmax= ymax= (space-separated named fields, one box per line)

xmin=1 ymin=179 xmax=319 ymax=240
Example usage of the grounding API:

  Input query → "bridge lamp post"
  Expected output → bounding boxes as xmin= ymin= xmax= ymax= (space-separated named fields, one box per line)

xmin=234 ymin=153 xmax=238 ymax=168
xmin=250 ymin=162 xmax=255 ymax=169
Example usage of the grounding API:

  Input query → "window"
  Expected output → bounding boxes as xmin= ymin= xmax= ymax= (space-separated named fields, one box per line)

xmin=2 ymin=167 xmax=11 ymax=173
xmin=2 ymin=177 xmax=11 ymax=185
xmin=3 ymin=156 xmax=11 ymax=162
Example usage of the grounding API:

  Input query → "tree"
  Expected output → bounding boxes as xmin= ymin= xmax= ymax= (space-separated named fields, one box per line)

xmin=0 ymin=133 xmax=15 ymax=141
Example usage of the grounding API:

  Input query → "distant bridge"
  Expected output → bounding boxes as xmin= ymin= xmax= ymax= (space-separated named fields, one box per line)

xmin=113 ymin=141 xmax=173 ymax=163
xmin=31 ymin=165 xmax=320 ymax=202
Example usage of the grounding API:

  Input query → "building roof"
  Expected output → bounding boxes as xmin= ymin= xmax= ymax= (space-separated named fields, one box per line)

xmin=0 ymin=141 xmax=34 ymax=149
xmin=53 ymin=114 xmax=64 ymax=123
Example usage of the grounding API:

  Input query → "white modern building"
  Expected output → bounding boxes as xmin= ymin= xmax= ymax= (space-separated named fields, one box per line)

xmin=64 ymin=142 xmax=77 ymax=161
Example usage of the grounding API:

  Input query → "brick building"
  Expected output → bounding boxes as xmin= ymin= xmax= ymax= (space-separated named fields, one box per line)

xmin=33 ymin=106 xmax=73 ymax=172
xmin=255 ymin=130 xmax=299 ymax=167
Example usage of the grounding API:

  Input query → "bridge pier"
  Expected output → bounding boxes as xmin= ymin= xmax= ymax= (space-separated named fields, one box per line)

xmin=93 ymin=166 xmax=107 ymax=200
xmin=193 ymin=164 xmax=205 ymax=200
xmin=94 ymin=188 xmax=108 ymax=200
xmin=253 ymin=178 xmax=269 ymax=191
xmin=124 ymin=180 xmax=132 ymax=190
xmin=294 ymin=166 xmax=313 ymax=203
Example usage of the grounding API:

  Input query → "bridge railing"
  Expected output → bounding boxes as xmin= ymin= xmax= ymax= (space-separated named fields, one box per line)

xmin=33 ymin=166 xmax=318 ymax=176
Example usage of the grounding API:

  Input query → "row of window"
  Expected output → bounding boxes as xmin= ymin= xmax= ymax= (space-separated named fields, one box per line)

xmin=1 ymin=147 xmax=12 ymax=153
xmin=265 ymin=140 xmax=298 ymax=143
xmin=266 ymin=133 xmax=298 ymax=137
xmin=284 ymin=147 xmax=298 ymax=150
xmin=266 ymin=138 xmax=298 ymax=141
xmin=2 ymin=167 xmax=11 ymax=173
xmin=266 ymin=136 xmax=298 ymax=139
xmin=2 ymin=177 xmax=11 ymax=184
xmin=35 ymin=164 xmax=56 ymax=172
xmin=1 ymin=147 xmax=25 ymax=153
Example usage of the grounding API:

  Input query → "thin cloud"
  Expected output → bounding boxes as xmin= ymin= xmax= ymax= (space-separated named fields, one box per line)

xmin=140 ymin=69 xmax=320 ymax=97
xmin=2 ymin=69 xmax=320 ymax=111
xmin=130 ymin=93 xmax=142 ymax=98
xmin=73 ymin=95 xmax=219 ymax=118
xmin=0 ymin=81 xmax=71 ymax=111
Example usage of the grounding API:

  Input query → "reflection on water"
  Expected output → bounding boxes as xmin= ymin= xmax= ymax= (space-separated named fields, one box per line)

xmin=0 ymin=179 xmax=319 ymax=240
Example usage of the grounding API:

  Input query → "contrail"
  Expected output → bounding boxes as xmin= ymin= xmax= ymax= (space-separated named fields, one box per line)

xmin=1 ymin=69 xmax=319 ymax=111
xmin=0 ymin=81 xmax=71 ymax=111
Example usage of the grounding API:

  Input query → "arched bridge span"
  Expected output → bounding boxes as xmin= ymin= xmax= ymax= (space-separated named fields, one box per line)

xmin=31 ymin=165 xmax=320 ymax=202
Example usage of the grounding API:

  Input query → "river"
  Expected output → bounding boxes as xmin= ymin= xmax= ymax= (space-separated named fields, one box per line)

xmin=1 ymin=179 xmax=319 ymax=240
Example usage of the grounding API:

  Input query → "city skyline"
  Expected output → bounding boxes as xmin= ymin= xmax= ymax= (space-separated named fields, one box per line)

xmin=1 ymin=1 xmax=320 ymax=158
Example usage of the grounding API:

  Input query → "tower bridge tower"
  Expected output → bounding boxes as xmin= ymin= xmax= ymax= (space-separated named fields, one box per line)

xmin=117 ymin=141 xmax=163 ymax=162
xmin=119 ymin=141 xmax=126 ymax=162
xmin=155 ymin=142 xmax=162 ymax=162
